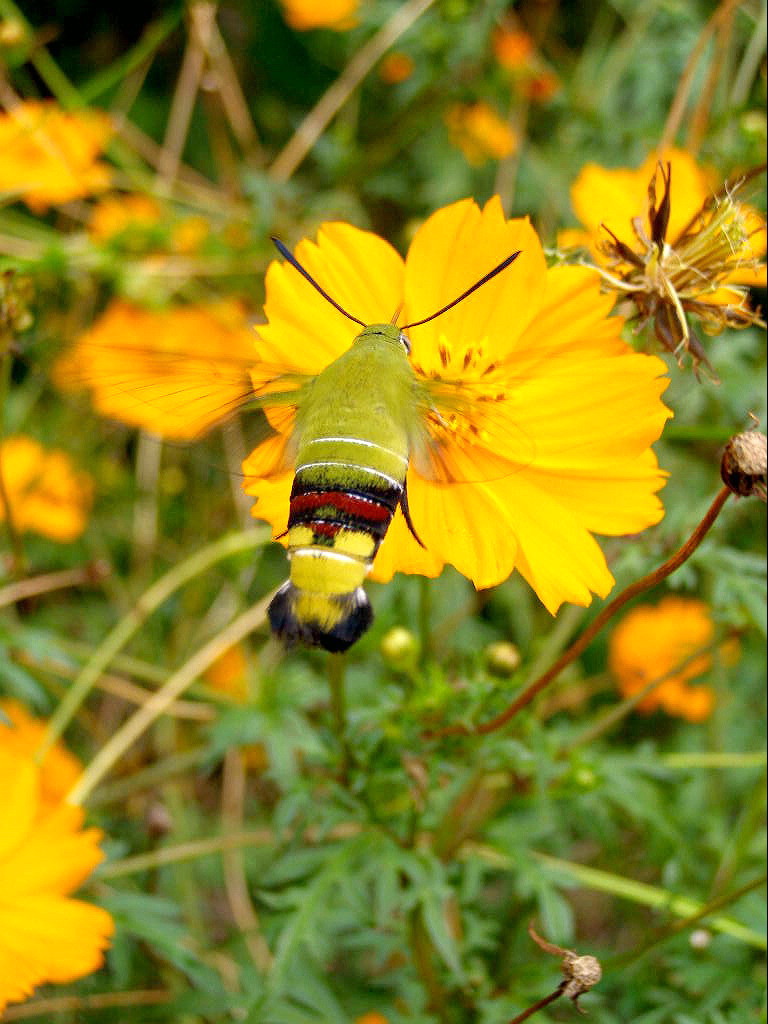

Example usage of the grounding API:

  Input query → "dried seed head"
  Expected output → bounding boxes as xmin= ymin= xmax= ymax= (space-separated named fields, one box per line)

xmin=561 ymin=951 xmax=603 ymax=1005
xmin=528 ymin=923 xmax=603 ymax=1011
xmin=720 ymin=431 xmax=767 ymax=501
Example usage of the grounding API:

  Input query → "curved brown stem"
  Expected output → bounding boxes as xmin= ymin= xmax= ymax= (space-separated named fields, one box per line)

xmin=432 ymin=486 xmax=731 ymax=738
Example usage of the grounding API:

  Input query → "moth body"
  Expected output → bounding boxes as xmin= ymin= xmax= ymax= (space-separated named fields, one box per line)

xmin=268 ymin=325 xmax=418 ymax=652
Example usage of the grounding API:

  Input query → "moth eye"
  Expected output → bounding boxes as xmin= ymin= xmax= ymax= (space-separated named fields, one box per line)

xmin=399 ymin=332 xmax=411 ymax=355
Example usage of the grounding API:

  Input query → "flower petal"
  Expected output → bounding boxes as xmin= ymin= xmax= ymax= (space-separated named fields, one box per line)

xmin=404 ymin=197 xmax=547 ymax=365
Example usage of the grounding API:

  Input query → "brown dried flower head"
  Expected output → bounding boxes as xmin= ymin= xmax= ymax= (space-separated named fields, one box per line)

xmin=528 ymin=923 xmax=602 ymax=1012
xmin=721 ymin=430 xmax=767 ymax=501
xmin=596 ymin=162 xmax=766 ymax=373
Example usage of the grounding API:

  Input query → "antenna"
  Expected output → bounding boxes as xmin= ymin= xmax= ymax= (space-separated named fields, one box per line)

xmin=271 ymin=237 xmax=366 ymax=328
xmin=401 ymin=250 xmax=521 ymax=329
xmin=271 ymin=237 xmax=521 ymax=334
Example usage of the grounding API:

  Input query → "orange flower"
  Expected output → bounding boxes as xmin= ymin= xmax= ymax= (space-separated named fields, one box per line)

xmin=608 ymin=596 xmax=737 ymax=722
xmin=54 ymin=300 xmax=257 ymax=440
xmin=88 ymin=193 xmax=162 ymax=242
xmin=0 ymin=700 xmax=82 ymax=810
xmin=445 ymin=103 xmax=517 ymax=166
xmin=493 ymin=26 xmax=534 ymax=70
xmin=0 ymin=100 xmax=112 ymax=212
xmin=280 ymin=0 xmax=358 ymax=31
xmin=522 ymin=70 xmax=560 ymax=103
xmin=0 ymin=747 xmax=114 ymax=1011
xmin=379 ymin=52 xmax=414 ymax=84
xmin=204 ymin=643 xmax=250 ymax=702
xmin=0 ymin=436 xmax=93 ymax=542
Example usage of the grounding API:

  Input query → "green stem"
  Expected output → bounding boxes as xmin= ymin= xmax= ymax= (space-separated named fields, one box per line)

xmin=37 ymin=527 xmax=269 ymax=760
xmin=409 ymin=908 xmax=449 ymax=1018
xmin=328 ymin=653 xmax=351 ymax=785
xmin=0 ymin=352 xmax=26 ymax=575
xmin=418 ymin=574 xmax=432 ymax=662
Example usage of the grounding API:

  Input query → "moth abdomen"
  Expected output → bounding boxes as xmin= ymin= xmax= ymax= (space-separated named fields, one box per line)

xmin=268 ymin=581 xmax=373 ymax=653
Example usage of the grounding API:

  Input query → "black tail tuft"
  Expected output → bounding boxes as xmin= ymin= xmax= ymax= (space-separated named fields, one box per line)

xmin=268 ymin=582 xmax=373 ymax=653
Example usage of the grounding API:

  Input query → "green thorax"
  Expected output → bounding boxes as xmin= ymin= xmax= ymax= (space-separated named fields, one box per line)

xmin=294 ymin=324 xmax=417 ymax=481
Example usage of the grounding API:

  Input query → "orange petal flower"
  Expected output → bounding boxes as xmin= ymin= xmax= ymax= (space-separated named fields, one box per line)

xmin=244 ymin=198 xmax=671 ymax=613
xmin=279 ymin=0 xmax=358 ymax=31
xmin=0 ymin=700 xmax=82 ymax=809
xmin=0 ymin=436 xmax=93 ymax=542
xmin=88 ymin=193 xmax=162 ymax=242
xmin=0 ymin=748 xmax=113 ymax=1011
xmin=0 ymin=100 xmax=112 ymax=212
xmin=608 ymin=596 xmax=737 ymax=722
xmin=445 ymin=103 xmax=518 ymax=166
xmin=379 ymin=52 xmax=415 ymax=84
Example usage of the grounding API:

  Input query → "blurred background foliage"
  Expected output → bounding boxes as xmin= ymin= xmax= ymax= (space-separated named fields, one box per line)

xmin=0 ymin=0 xmax=766 ymax=1022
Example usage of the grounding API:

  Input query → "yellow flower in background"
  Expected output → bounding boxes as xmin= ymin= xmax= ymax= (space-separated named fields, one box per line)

xmin=280 ymin=0 xmax=358 ymax=31
xmin=445 ymin=103 xmax=518 ymax=165
xmin=0 ymin=747 xmax=114 ymax=1012
xmin=0 ymin=100 xmax=112 ymax=212
xmin=608 ymin=596 xmax=736 ymax=722
xmin=0 ymin=700 xmax=82 ymax=809
xmin=560 ymin=150 xmax=766 ymax=368
xmin=54 ymin=300 xmax=257 ymax=440
xmin=88 ymin=193 xmax=162 ymax=242
xmin=244 ymin=198 xmax=671 ymax=612
xmin=0 ymin=436 xmax=93 ymax=542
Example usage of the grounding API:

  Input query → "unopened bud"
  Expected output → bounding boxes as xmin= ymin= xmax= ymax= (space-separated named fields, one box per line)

xmin=485 ymin=641 xmax=521 ymax=677
xmin=720 ymin=431 xmax=767 ymax=501
xmin=380 ymin=626 xmax=419 ymax=669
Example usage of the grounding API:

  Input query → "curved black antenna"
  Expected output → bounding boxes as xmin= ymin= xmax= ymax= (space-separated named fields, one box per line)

xmin=401 ymin=250 xmax=521 ymax=330
xmin=271 ymin=237 xmax=366 ymax=328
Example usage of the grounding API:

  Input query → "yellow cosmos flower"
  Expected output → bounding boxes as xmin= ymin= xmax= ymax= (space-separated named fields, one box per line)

xmin=561 ymin=150 xmax=766 ymax=368
xmin=54 ymin=300 xmax=256 ymax=440
xmin=445 ymin=103 xmax=518 ymax=166
xmin=0 ymin=747 xmax=114 ymax=1012
xmin=0 ymin=700 xmax=82 ymax=810
xmin=243 ymin=197 xmax=671 ymax=613
xmin=0 ymin=100 xmax=112 ymax=212
xmin=0 ymin=436 xmax=93 ymax=542
xmin=280 ymin=0 xmax=358 ymax=31
xmin=608 ymin=596 xmax=737 ymax=722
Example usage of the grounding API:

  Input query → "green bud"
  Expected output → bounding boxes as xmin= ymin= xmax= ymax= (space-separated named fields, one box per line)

xmin=380 ymin=626 xmax=419 ymax=669
xmin=484 ymin=641 xmax=521 ymax=677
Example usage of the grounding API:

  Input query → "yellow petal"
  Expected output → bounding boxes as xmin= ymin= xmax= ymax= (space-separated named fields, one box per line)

xmin=0 ymin=752 xmax=38 ymax=858
xmin=0 ymin=895 xmax=113 ymax=1008
xmin=404 ymin=198 xmax=547 ymax=366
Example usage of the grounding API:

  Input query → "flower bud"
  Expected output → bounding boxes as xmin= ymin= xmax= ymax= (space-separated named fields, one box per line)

xmin=484 ymin=641 xmax=521 ymax=677
xmin=380 ymin=627 xmax=419 ymax=670
xmin=720 ymin=431 xmax=767 ymax=501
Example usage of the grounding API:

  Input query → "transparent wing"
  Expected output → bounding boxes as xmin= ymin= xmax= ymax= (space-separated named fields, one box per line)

xmin=409 ymin=372 xmax=538 ymax=486
xmin=54 ymin=333 xmax=312 ymax=474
